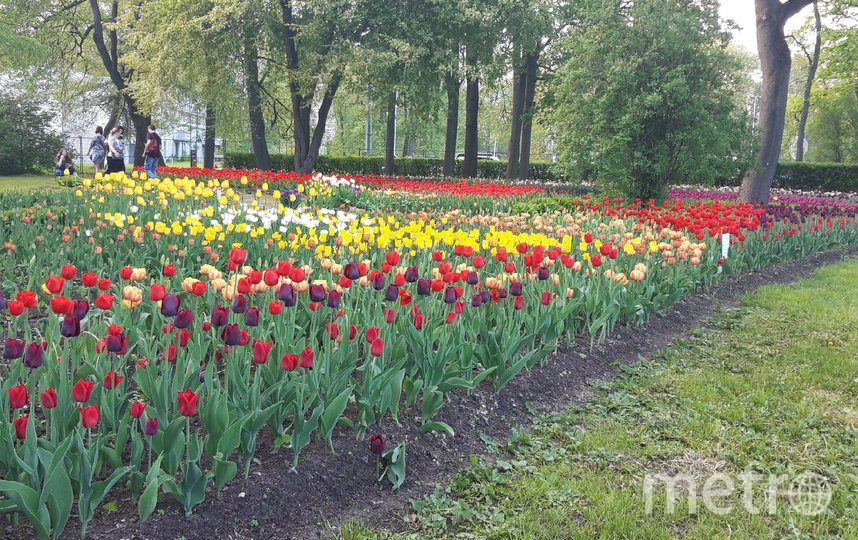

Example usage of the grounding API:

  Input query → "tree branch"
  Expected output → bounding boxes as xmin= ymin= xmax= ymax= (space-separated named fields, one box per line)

xmin=780 ymin=0 xmax=814 ymax=21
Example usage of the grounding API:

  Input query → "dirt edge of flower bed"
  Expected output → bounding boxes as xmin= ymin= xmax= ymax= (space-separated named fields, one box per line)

xmin=42 ymin=246 xmax=858 ymax=540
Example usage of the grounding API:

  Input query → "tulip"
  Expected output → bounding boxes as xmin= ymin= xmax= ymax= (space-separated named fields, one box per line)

xmin=268 ymin=300 xmax=283 ymax=315
xmin=537 ymin=267 xmax=550 ymax=281
xmin=514 ymin=296 xmax=524 ymax=310
xmin=98 ymin=278 xmax=113 ymax=291
xmin=70 ymin=299 xmax=89 ymax=320
xmin=541 ymin=291 xmax=552 ymax=305
xmin=384 ymin=285 xmax=399 ymax=302
xmin=41 ymin=387 xmax=58 ymax=409
xmin=385 ymin=252 xmax=400 ymax=266
xmin=58 ymin=314 xmax=84 ymax=339
xmin=393 ymin=273 xmax=406 ymax=287
xmin=344 ymin=262 xmax=361 ymax=280
xmin=349 ymin=324 xmax=358 ymax=340
xmin=163 ymin=264 xmax=176 ymax=277
xmin=237 ymin=278 xmax=252 ymax=294
xmin=443 ymin=287 xmax=457 ymax=304
xmin=119 ymin=266 xmax=133 ymax=280
xmin=45 ymin=276 xmax=65 ymax=294
xmin=50 ymin=295 xmax=71 ymax=315
xmin=60 ymin=264 xmax=77 ymax=280
xmin=81 ymin=272 xmax=98 ymax=287
xmin=161 ymin=294 xmax=180 ymax=316
xmin=130 ymin=401 xmax=146 ymax=419
xmin=14 ymin=416 xmax=28 ymax=440
xmin=326 ymin=290 xmax=342 ymax=308
xmin=417 ymin=279 xmax=431 ymax=295
xmin=221 ymin=323 xmax=241 ymax=346
xmin=143 ymin=417 xmax=159 ymax=436
xmin=372 ymin=273 xmax=386 ymax=291
xmin=325 ymin=322 xmax=339 ymax=340
xmin=211 ymin=305 xmax=230 ymax=327
xmin=404 ymin=266 xmax=419 ymax=283
xmin=8 ymin=300 xmax=23 ymax=316
xmin=177 ymin=389 xmax=199 ymax=417
xmin=584 ymin=232 xmax=594 ymax=243
xmin=370 ymin=433 xmax=386 ymax=454
xmin=23 ymin=341 xmax=45 ymax=369
xmin=172 ymin=309 xmax=194 ymax=329
xmin=590 ymin=255 xmax=602 ymax=267
xmin=94 ymin=293 xmax=113 ymax=310
xmin=413 ymin=313 xmax=425 ymax=330
xmin=79 ymin=405 xmax=100 ymax=428
xmin=471 ymin=294 xmax=483 ymax=308
xmin=102 ymin=370 xmax=124 ymax=389
xmin=241 ymin=306 xmax=258 ymax=326
xmin=72 ymin=379 xmax=94 ymax=402
xmin=370 ymin=338 xmax=384 ymax=357
xmin=252 ymin=340 xmax=273 ymax=364
xmin=278 ymin=283 xmax=296 ymax=307
xmin=3 ymin=338 xmax=24 ymax=360
xmin=446 ymin=311 xmax=458 ymax=324
xmin=365 ymin=326 xmax=380 ymax=343
xmin=8 ymin=385 xmax=28 ymax=409
xmin=383 ymin=307 xmax=395 ymax=324
xmin=149 ymin=283 xmax=167 ymax=301
xmin=509 ymin=282 xmax=523 ymax=296
xmin=229 ymin=247 xmax=247 ymax=267
xmin=299 ymin=347 xmax=314 ymax=369
xmin=309 ymin=284 xmax=327 ymax=303
xmin=162 ymin=344 xmax=178 ymax=363
xmin=281 ymin=353 xmax=299 ymax=371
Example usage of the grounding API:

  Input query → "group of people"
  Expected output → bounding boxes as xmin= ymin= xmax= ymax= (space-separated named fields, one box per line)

xmin=63 ymin=124 xmax=162 ymax=178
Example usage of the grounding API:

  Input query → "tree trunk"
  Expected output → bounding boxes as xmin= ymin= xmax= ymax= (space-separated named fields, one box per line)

xmin=443 ymin=73 xmax=460 ymax=177
xmin=243 ymin=32 xmax=271 ymax=170
xmin=795 ymin=0 xmax=821 ymax=162
xmin=518 ymin=53 xmax=538 ymax=180
xmin=204 ymin=104 xmax=216 ymax=169
xmin=385 ymin=93 xmax=396 ymax=175
xmin=507 ymin=62 xmax=525 ymax=179
xmin=463 ymin=75 xmax=479 ymax=178
xmin=739 ymin=0 xmax=814 ymax=203
xmin=125 ymin=97 xmax=150 ymax=167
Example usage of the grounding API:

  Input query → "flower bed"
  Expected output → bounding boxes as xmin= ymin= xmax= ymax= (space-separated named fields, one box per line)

xmin=2 ymin=171 xmax=858 ymax=538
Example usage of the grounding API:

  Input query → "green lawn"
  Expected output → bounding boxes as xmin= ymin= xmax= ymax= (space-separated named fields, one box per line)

xmin=0 ymin=175 xmax=61 ymax=193
xmin=344 ymin=260 xmax=858 ymax=539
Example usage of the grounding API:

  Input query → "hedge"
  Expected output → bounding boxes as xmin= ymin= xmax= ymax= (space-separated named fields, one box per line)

xmin=224 ymin=153 xmax=567 ymax=182
xmin=772 ymin=162 xmax=858 ymax=192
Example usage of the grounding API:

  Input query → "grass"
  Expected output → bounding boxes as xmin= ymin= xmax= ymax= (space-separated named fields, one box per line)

xmin=0 ymin=175 xmax=61 ymax=193
xmin=343 ymin=260 xmax=858 ymax=539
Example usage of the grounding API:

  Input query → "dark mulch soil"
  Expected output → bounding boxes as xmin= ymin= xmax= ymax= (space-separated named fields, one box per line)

xmin=8 ymin=247 xmax=855 ymax=540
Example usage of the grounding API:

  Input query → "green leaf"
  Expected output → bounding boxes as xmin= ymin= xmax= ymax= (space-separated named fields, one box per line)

xmin=138 ymin=455 xmax=165 ymax=522
xmin=319 ymin=386 xmax=352 ymax=449
xmin=0 ymin=480 xmax=51 ymax=540
xmin=419 ymin=421 xmax=455 ymax=437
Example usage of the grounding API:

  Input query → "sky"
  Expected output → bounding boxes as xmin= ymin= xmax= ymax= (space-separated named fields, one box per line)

xmin=719 ymin=0 xmax=815 ymax=53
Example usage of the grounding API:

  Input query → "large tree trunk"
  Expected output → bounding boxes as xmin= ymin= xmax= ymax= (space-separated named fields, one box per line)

xmin=204 ymin=104 xmax=216 ymax=169
xmin=795 ymin=0 xmax=821 ymax=162
xmin=506 ymin=61 xmax=525 ymax=179
xmin=385 ymin=92 xmax=396 ymax=175
xmin=739 ymin=0 xmax=814 ymax=203
xmin=243 ymin=32 xmax=271 ymax=170
xmin=126 ymin=102 xmax=150 ymax=168
xmin=443 ymin=73 xmax=460 ymax=177
xmin=463 ymin=75 xmax=479 ymax=178
xmin=518 ymin=53 xmax=538 ymax=180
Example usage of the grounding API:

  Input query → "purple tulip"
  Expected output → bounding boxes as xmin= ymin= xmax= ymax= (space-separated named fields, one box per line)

xmin=404 ymin=266 xmax=419 ymax=283
xmin=60 ymin=316 xmax=81 ymax=337
xmin=509 ymin=282 xmax=523 ymax=297
xmin=161 ymin=294 xmax=180 ymax=317
xmin=211 ymin=305 xmax=229 ymax=327
xmin=144 ymin=418 xmax=159 ymax=436
xmin=174 ymin=309 xmax=195 ymax=329
xmin=327 ymin=290 xmax=342 ymax=309
xmin=344 ymin=262 xmax=361 ymax=280
xmin=466 ymin=271 xmax=479 ymax=285
xmin=384 ymin=285 xmax=399 ymax=302
xmin=72 ymin=299 xmax=89 ymax=320
xmin=231 ymin=294 xmax=248 ymax=314
xmin=443 ymin=287 xmax=457 ymax=304
xmin=23 ymin=341 xmax=45 ymax=369
xmin=309 ymin=284 xmax=327 ymax=303
xmin=245 ymin=306 xmax=260 ymax=327
xmin=417 ymin=279 xmax=431 ymax=295
xmin=3 ymin=338 xmax=24 ymax=359
xmin=221 ymin=323 xmax=241 ymax=346
xmin=278 ymin=283 xmax=296 ymax=307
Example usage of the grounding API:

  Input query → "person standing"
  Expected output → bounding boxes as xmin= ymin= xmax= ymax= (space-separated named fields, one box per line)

xmin=142 ymin=124 xmax=162 ymax=179
xmin=87 ymin=126 xmax=106 ymax=174
xmin=106 ymin=126 xmax=126 ymax=174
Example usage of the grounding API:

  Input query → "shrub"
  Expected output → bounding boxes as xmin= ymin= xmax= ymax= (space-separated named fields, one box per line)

xmin=0 ymin=91 xmax=67 ymax=175
xmin=773 ymin=162 xmax=858 ymax=192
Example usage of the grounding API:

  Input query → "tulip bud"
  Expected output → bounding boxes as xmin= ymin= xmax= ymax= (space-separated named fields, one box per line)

xmin=60 ymin=316 xmax=81 ymax=338
xmin=369 ymin=433 xmax=386 ymax=454
xmin=144 ymin=417 xmax=159 ymax=436
xmin=174 ymin=309 xmax=195 ymax=329
xmin=211 ymin=305 xmax=229 ymax=327
xmin=231 ymin=294 xmax=248 ymax=314
xmin=245 ymin=306 xmax=260 ymax=326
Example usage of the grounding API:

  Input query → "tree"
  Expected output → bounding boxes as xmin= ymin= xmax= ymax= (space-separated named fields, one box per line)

xmin=791 ymin=1 xmax=822 ymax=161
xmin=549 ymin=0 xmax=754 ymax=199
xmin=738 ymin=0 xmax=814 ymax=203
xmin=0 ymin=92 xmax=66 ymax=174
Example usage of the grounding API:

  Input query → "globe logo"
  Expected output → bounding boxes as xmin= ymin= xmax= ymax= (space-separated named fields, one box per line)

xmin=784 ymin=471 xmax=832 ymax=516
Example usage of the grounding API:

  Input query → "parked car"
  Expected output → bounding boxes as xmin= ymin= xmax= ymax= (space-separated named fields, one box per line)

xmin=456 ymin=152 xmax=501 ymax=161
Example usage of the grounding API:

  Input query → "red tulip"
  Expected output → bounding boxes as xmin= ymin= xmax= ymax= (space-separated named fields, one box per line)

xmin=370 ymin=338 xmax=384 ymax=357
xmin=72 ymin=379 xmax=94 ymax=402
xmin=8 ymin=385 xmax=28 ymax=409
xmin=102 ymin=370 xmax=124 ymax=389
xmin=130 ymin=401 xmax=147 ymax=419
xmin=95 ymin=293 xmax=114 ymax=310
xmin=98 ymin=278 xmax=112 ymax=291
xmin=229 ymin=247 xmax=247 ymax=267
xmin=514 ymin=296 xmax=524 ymax=310
xmin=263 ymin=269 xmax=280 ymax=286
xmin=281 ymin=353 xmax=298 ymax=371
xmin=192 ymin=281 xmax=207 ymax=296
xmin=50 ymin=295 xmax=71 ymax=315
xmin=119 ymin=266 xmax=133 ymax=280
xmin=299 ymin=347 xmax=315 ymax=369
xmin=41 ymin=387 xmax=58 ymax=409
xmin=252 ymin=340 xmax=273 ymax=365
xmin=17 ymin=290 xmax=37 ymax=308
xmin=365 ymin=326 xmax=380 ymax=343
xmin=325 ymin=322 xmax=339 ymax=340
xmin=149 ymin=283 xmax=167 ymax=301
xmin=584 ymin=232 xmax=594 ymax=243
xmin=177 ymin=389 xmax=199 ymax=417
xmin=79 ymin=405 xmax=100 ymax=428
xmin=541 ymin=291 xmax=552 ymax=305
xmin=45 ymin=276 xmax=65 ymax=294
xmin=590 ymin=255 xmax=602 ymax=267
xmin=163 ymin=264 xmax=176 ymax=277
xmin=81 ymin=272 xmax=98 ymax=287
xmin=268 ymin=300 xmax=283 ymax=315
xmin=14 ymin=415 xmax=28 ymax=440
xmin=8 ymin=300 xmax=24 ymax=316
xmin=370 ymin=433 xmax=386 ymax=454
xmin=60 ymin=264 xmax=77 ymax=280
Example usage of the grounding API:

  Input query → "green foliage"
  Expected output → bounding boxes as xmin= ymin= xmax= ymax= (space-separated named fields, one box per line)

xmin=773 ymin=162 xmax=858 ymax=191
xmin=548 ymin=0 xmax=755 ymax=199
xmin=0 ymin=92 xmax=66 ymax=175
xmin=224 ymin=152 xmax=568 ymax=181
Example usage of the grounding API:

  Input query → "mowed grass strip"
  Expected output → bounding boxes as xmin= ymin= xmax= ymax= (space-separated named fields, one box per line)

xmin=342 ymin=260 xmax=858 ymax=539
xmin=0 ymin=175 xmax=61 ymax=193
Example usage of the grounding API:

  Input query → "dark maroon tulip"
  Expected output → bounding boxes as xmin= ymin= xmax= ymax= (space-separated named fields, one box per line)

xmin=369 ymin=433 xmax=386 ymax=455
xmin=417 ymin=279 xmax=431 ymax=295
xmin=537 ymin=267 xmax=550 ymax=281
xmin=498 ymin=288 xmax=508 ymax=299
xmin=174 ymin=309 xmax=194 ymax=329
xmin=0 ymin=291 xmax=7 ymax=311
xmin=480 ymin=290 xmax=491 ymax=304
xmin=3 ymin=338 xmax=24 ymax=360
xmin=231 ymin=294 xmax=247 ymax=314
xmin=384 ymin=285 xmax=399 ymax=302
xmin=61 ymin=316 xmax=81 ymax=337
xmin=326 ymin=290 xmax=342 ymax=309
xmin=344 ymin=262 xmax=361 ymax=280
xmin=404 ymin=266 xmax=419 ymax=283
xmin=466 ymin=271 xmax=479 ymax=285
xmin=244 ymin=306 xmax=260 ymax=327
xmin=143 ymin=417 xmax=159 ymax=436
xmin=161 ymin=294 xmax=180 ymax=317
xmin=106 ymin=333 xmax=128 ymax=354
xmin=72 ymin=299 xmax=89 ymax=319
xmin=309 ymin=284 xmax=327 ymax=303
xmin=509 ymin=282 xmax=523 ymax=296
xmin=221 ymin=323 xmax=241 ymax=346
xmin=211 ymin=305 xmax=229 ymax=327
xmin=372 ymin=273 xmax=386 ymax=290
xmin=471 ymin=294 xmax=483 ymax=308
xmin=23 ymin=341 xmax=44 ymax=369
xmin=443 ymin=287 xmax=457 ymax=304
xmin=278 ymin=283 xmax=296 ymax=307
